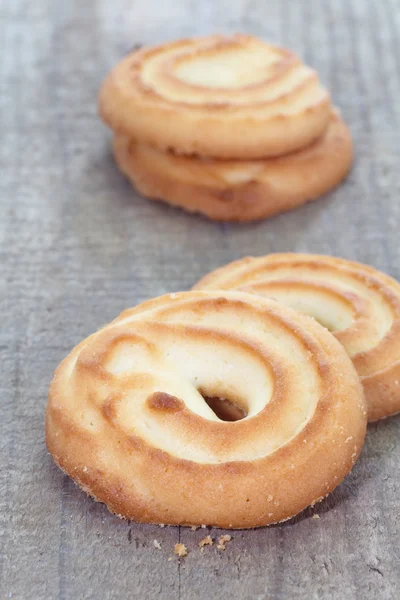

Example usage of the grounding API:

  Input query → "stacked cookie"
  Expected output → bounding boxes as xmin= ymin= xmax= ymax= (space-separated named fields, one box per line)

xmin=46 ymin=254 xmax=400 ymax=529
xmin=99 ymin=34 xmax=353 ymax=222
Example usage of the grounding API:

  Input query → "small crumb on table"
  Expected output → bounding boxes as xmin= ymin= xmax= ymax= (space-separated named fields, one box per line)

xmin=174 ymin=543 xmax=188 ymax=557
xmin=312 ymin=514 xmax=320 ymax=520
xmin=153 ymin=539 xmax=161 ymax=549
xmin=217 ymin=534 xmax=232 ymax=550
xmin=199 ymin=535 xmax=213 ymax=548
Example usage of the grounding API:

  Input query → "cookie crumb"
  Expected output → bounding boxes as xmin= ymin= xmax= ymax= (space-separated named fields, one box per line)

xmin=168 ymin=557 xmax=173 ymax=562
xmin=199 ymin=535 xmax=213 ymax=548
xmin=153 ymin=539 xmax=161 ymax=549
xmin=201 ymin=524 xmax=207 ymax=529
xmin=217 ymin=534 xmax=232 ymax=550
xmin=312 ymin=514 xmax=320 ymax=520
xmin=174 ymin=543 xmax=188 ymax=557
xmin=191 ymin=525 xmax=199 ymax=531
xmin=159 ymin=523 xmax=165 ymax=528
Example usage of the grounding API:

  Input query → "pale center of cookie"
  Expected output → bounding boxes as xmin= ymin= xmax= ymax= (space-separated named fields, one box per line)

xmin=140 ymin=39 xmax=321 ymax=110
xmin=174 ymin=46 xmax=281 ymax=89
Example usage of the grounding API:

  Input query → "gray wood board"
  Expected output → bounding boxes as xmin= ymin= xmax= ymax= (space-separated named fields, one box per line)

xmin=1 ymin=0 xmax=399 ymax=598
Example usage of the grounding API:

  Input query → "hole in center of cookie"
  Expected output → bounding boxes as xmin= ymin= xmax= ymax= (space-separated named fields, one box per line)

xmin=201 ymin=395 xmax=247 ymax=422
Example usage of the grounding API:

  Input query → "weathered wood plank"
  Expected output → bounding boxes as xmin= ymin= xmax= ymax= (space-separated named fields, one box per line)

xmin=1 ymin=0 xmax=400 ymax=598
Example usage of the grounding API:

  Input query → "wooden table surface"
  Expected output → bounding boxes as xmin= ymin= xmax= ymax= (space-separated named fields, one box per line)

xmin=1 ymin=0 xmax=400 ymax=598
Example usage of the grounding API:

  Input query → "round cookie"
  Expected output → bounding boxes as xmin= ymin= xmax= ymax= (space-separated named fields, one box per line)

xmin=112 ymin=111 xmax=352 ymax=222
xmin=47 ymin=290 xmax=366 ymax=528
xmin=99 ymin=34 xmax=331 ymax=159
xmin=195 ymin=254 xmax=400 ymax=421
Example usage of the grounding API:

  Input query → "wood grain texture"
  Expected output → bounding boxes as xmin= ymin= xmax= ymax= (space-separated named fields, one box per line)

xmin=1 ymin=0 xmax=399 ymax=598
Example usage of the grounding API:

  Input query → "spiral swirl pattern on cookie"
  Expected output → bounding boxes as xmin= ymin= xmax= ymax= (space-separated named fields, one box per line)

xmin=99 ymin=34 xmax=331 ymax=158
xmin=47 ymin=290 xmax=366 ymax=528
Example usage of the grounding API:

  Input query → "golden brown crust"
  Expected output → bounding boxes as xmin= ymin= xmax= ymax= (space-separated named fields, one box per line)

xmin=47 ymin=290 xmax=366 ymax=528
xmin=194 ymin=254 xmax=400 ymax=421
xmin=99 ymin=34 xmax=331 ymax=159
xmin=112 ymin=111 xmax=352 ymax=222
